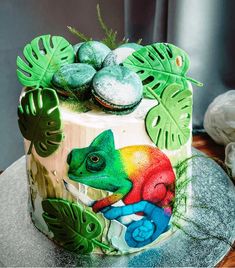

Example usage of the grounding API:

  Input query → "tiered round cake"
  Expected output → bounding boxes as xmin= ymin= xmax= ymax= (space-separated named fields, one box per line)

xmin=17 ymin=31 xmax=202 ymax=254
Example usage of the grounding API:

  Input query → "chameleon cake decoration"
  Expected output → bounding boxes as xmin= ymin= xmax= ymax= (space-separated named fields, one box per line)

xmin=67 ymin=130 xmax=175 ymax=248
xmin=16 ymin=4 xmax=202 ymax=255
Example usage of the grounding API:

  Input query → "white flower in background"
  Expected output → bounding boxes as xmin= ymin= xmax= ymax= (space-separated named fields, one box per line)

xmin=204 ymin=90 xmax=235 ymax=145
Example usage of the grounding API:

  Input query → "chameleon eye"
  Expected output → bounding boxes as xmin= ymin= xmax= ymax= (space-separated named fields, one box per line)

xmin=90 ymin=155 xmax=100 ymax=163
xmin=86 ymin=153 xmax=106 ymax=172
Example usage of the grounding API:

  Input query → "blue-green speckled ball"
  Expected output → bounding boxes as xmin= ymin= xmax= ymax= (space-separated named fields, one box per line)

xmin=52 ymin=63 xmax=96 ymax=99
xmin=77 ymin=41 xmax=111 ymax=70
xmin=73 ymin=42 xmax=84 ymax=60
xmin=102 ymin=47 xmax=135 ymax=67
xmin=92 ymin=65 xmax=143 ymax=113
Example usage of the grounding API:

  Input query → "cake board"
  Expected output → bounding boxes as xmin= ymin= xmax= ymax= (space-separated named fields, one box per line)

xmin=0 ymin=149 xmax=234 ymax=267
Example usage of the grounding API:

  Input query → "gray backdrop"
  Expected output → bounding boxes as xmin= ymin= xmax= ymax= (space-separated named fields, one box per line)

xmin=0 ymin=0 xmax=124 ymax=170
xmin=1 ymin=0 xmax=235 ymax=169
xmin=125 ymin=0 xmax=235 ymax=130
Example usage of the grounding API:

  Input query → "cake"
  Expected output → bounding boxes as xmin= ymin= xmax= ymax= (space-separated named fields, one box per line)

xmin=16 ymin=17 xmax=202 ymax=255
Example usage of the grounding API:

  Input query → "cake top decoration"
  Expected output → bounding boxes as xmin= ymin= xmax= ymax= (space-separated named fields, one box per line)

xmin=17 ymin=35 xmax=74 ymax=89
xmin=123 ymin=43 xmax=203 ymax=99
xmin=92 ymin=65 xmax=143 ymax=114
xmin=16 ymin=4 xmax=203 ymax=158
xmin=16 ymin=4 xmax=202 ymax=117
xmin=77 ymin=41 xmax=111 ymax=70
xmin=52 ymin=63 xmax=96 ymax=100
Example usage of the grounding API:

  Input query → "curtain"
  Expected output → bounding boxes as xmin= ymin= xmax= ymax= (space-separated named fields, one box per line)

xmin=124 ymin=0 xmax=235 ymax=131
xmin=0 ymin=0 xmax=124 ymax=169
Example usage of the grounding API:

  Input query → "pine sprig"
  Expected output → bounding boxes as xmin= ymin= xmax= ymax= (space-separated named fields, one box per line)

xmin=96 ymin=4 xmax=118 ymax=49
xmin=68 ymin=4 xmax=142 ymax=49
xmin=117 ymin=37 xmax=129 ymax=47
xmin=67 ymin=26 xmax=92 ymax=42
xmin=96 ymin=4 xmax=110 ymax=36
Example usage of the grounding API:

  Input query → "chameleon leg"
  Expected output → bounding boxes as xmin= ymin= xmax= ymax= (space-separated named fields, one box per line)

xmin=102 ymin=201 xmax=148 ymax=220
xmin=101 ymin=201 xmax=171 ymax=248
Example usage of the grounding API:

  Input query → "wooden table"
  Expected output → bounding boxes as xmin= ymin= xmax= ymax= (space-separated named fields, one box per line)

xmin=0 ymin=134 xmax=234 ymax=266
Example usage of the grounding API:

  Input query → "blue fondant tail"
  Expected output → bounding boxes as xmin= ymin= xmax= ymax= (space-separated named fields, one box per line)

xmin=101 ymin=201 xmax=171 ymax=248
xmin=125 ymin=202 xmax=170 ymax=248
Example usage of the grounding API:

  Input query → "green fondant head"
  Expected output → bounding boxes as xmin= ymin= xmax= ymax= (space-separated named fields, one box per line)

xmin=67 ymin=130 xmax=127 ymax=192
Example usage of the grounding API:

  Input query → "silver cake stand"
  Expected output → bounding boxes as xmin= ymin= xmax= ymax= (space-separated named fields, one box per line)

xmin=0 ymin=149 xmax=234 ymax=267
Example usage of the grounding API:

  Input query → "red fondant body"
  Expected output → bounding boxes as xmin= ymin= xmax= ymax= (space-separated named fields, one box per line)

xmin=121 ymin=146 xmax=175 ymax=210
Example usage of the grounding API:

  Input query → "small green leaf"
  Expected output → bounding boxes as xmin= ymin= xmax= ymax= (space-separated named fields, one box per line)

xmin=42 ymin=199 xmax=110 ymax=254
xmin=145 ymin=84 xmax=192 ymax=150
xmin=18 ymin=88 xmax=63 ymax=157
xmin=17 ymin=35 xmax=74 ymax=88
xmin=123 ymin=43 xmax=203 ymax=98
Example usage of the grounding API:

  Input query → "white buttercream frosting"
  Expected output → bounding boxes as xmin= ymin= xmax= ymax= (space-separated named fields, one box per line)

xmin=24 ymin=90 xmax=192 ymax=255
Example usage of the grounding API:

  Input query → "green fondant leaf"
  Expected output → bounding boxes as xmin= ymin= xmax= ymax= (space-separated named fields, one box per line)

xmin=123 ymin=43 xmax=203 ymax=98
xmin=18 ymin=88 xmax=63 ymax=157
xmin=17 ymin=35 xmax=74 ymax=88
xmin=42 ymin=199 xmax=110 ymax=254
xmin=145 ymin=84 xmax=192 ymax=150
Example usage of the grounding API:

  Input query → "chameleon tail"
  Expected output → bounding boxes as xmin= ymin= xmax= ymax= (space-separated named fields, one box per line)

xmin=125 ymin=201 xmax=170 ymax=248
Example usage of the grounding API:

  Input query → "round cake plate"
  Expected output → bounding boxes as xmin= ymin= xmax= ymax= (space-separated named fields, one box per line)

xmin=0 ymin=149 xmax=234 ymax=267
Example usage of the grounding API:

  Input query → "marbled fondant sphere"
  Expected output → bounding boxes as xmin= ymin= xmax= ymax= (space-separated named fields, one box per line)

xmin=77 ymin=41 xmax=111 ymax=70
xmin=103 ymin=47 xmax=135 ymax=67
xmin=73 ymin=42 xmax=84 ymax=59
xmin=52 ymin=63 xmax=96 ymax=100
xmin=92 ymin=65 xmax=143 ymax=113
xmin=119 ymin=43 xmax=143 ymax=51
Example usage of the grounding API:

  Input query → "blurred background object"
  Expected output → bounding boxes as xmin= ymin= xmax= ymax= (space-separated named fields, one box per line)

xmin=225 ymin=142 xmax=235 ymax=180
xmin=204 ymin=90 xmax=235 ymax=146
xmin=1 ymin=0 xmax=235 ymax=169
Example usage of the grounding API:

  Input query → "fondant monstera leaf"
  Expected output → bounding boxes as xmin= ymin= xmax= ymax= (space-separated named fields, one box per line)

xmin=18 ymin=88 xmax=63 ymax=157
xmin=123 ymin=43 xmax=202 ymax=98
xmin=17 ymin=35 xmax=74 ymax=88
xmin=145 ymin=84 xmax=192 ymax=150
xmin=42 ymin=199 xmax=110 ymax=254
